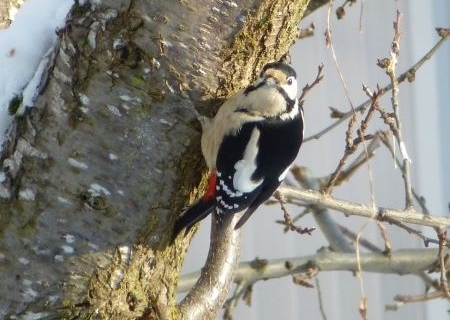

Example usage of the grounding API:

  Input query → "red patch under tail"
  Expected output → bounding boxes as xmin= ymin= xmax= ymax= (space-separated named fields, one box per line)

xmin=203 ymin=172 xmax=216 ymax=201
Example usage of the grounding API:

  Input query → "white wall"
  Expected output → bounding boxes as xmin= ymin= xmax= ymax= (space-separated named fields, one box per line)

xmin=181 ymin=1 xmax=450 ymax=319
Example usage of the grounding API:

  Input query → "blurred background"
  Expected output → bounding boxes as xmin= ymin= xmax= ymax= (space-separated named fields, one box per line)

xmin=181 ymin=1 xmax=449 ymax=319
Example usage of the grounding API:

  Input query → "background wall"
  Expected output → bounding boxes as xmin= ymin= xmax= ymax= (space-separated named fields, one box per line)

xmin=181 ymin=1 xmax=450 ymax=319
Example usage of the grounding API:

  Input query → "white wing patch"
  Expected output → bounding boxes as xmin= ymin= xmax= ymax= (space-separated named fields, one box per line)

xmin=218 ymin=178 xmax=243 ymax=198
xmin=233 ymin=127 xmax=263 ymax=193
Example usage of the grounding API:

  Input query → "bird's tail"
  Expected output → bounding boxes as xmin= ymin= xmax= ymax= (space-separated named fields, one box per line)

xmin=173 ymin=198 xmax=215 ymax=239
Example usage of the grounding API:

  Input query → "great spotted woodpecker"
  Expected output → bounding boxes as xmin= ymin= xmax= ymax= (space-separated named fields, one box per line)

xmin=174 ymin=61 xmax=304 ymax=237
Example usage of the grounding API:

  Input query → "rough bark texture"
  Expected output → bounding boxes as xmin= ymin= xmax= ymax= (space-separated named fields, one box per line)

xmin=0 ymin=0 xmax=309 ymax=319
xmin=0 ymin=0 xmax=10 ymax=29
xmin=0 ymin=0 xmax=27 ymax=29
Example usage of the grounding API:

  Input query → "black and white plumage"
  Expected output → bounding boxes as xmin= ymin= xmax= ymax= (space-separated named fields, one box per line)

xmin=174 ymin=61 xmax=304 ymax=237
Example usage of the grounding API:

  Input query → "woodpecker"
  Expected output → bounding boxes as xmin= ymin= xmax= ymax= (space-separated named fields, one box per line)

xmin=174 ymin=61 xmax=304 ymax=237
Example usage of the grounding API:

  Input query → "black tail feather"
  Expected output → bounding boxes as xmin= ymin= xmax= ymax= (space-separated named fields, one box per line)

xmin=234 ymin=180 xmax=281 ymax=230
xmin=234 ymin=206 xmax=257 ymax=230
xmin=173 ymin=198 xmax=215 ymax=239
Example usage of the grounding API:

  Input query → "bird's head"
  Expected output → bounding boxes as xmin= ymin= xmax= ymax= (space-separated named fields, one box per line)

xmin=257 ymin=61 xmax=298 ymax=101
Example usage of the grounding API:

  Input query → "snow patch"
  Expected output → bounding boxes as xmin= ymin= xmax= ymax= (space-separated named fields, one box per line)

xmin=57 ymin=196 xmax=73 ymax=205
xmin=60 ymin=244 xmax=74 ymax=254
xmin=68 ymin=157 xmax=88 ymax=170
xmin=109 ymin=153 xmax=119 ymax=160
xmin=107 ymin=104 xmax=122 ymax=116
xmin=63 ymin=234 xmax=76 ymax=243
xmin=0 ymin=0 xmax=74 ymax=145
xmin=20 ymin=312 xmax=50 ymax=320
xmin=89 ymin=183 xmax=111 ymax=196
xmin=19 ymin=188 xmax=36 ymax=201
xmin=79 ymin=93 xmax=90 ymax=105
xmin=88 ymin=242 xmax=99 ymax=250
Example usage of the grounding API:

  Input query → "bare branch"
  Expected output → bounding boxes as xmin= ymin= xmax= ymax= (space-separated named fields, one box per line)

xmin=291 ymin=166 xmax=354 ymax=253
xmin=437 ymin=228 xmax=450 ymax=298
xmin=278 ymin=186 xmax=450 ymax=229
xmin=178 ymin=214 xmax=241 ymax=320
xmin=315 ymin=278 xmax=329 ymax=320
xmin=178 ymin=249 xmax=441 ymax=293
xmin=339 ymin=225 xmax=384 ymax=253
xmin=377 ymin=10 xmax=414 ymax=209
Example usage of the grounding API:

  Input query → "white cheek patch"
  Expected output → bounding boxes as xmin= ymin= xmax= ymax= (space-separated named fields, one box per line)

xmin=233 ymin=127 xmax=263 ymax=193
xmin=281 ymin=78 xmax=298 ymax=101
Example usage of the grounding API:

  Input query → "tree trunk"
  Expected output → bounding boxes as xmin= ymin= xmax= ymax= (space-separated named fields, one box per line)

xmin=0 ymin=0 xmax=309 ymax=319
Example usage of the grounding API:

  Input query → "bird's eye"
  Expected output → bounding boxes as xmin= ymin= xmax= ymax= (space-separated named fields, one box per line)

xmin=287 ymin=77 xmax=294 ymax=85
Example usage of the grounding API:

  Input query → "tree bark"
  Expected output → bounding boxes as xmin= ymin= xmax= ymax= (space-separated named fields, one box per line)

xmin=0 ymin=0 xmax=309 ymax=319
xmin=0 ymin=0 xmax=12 ymax=29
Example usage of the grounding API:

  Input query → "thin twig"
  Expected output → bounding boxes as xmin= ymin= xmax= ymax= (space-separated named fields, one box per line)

xmin=376 ymin=221 xmax=392 ymax=256
xmin=437 ymin=228 xmax=450 ymax=298
xmin=339 ymin=221 xmax=440 ymax=290
xmin=290 ymin=166 xmax=354 ymax=253
xmin=321 ymin=87 xmax=380 ymax=194
xmin=290 ymin=207 xmax=312 ymax=223
xmin=378 ymin=10 xmax=414 ymax=209
xmin=378 ymin=131 xmax=431 ymax=215
xmin=298 ymin=64 xmax=324 ymax=106
xmin=275 ymin=207 xmax=312 ymax=233
xmin=341 ymin=218 xmax=446 ymax=296
xmin=275 ymin=191 xmax=316 ymax=235
xmin=324 ymin=1 xmax=379 ymax=206
xmin=339 ymin=225 xmax=384 ymax=253
xmin=315 ymin=278 xmax=329 ymax=320
xmin=331 ymin=134 xmax=380 ymax=187
xmin=325 ymin=0 xmax=355 ymax=110
xmin=392 ymin=290 xmax=446 ymax=304
xmin=304 ymin=31 xmax=450 ymax=143
xmin=382 ymin=215 xmax=449 ymax=248
xmin=387 ymin=288 xmax=448 ymax=311
xmin=355 ymin=226 xmax=368 ymax=320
